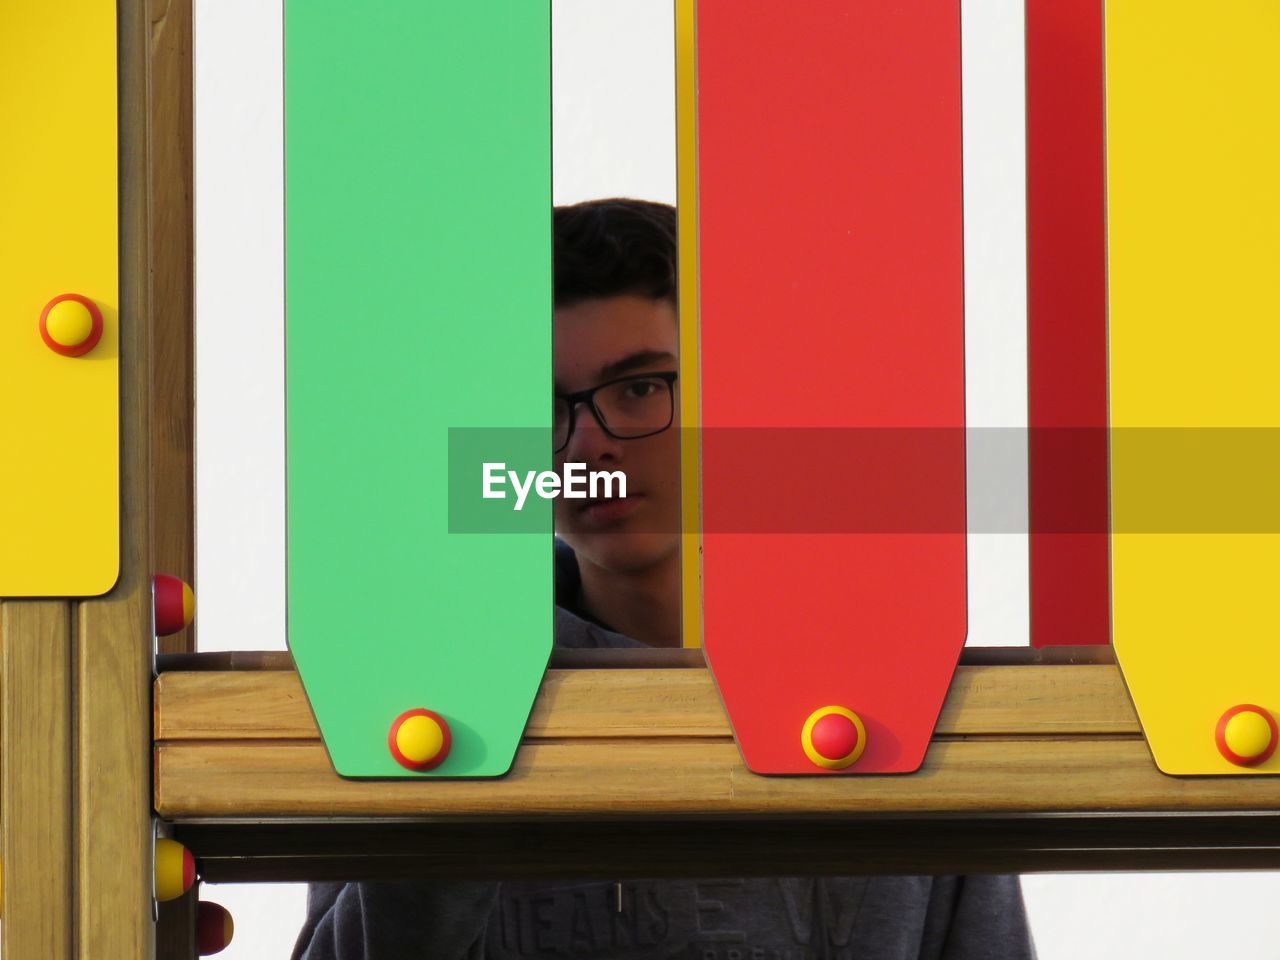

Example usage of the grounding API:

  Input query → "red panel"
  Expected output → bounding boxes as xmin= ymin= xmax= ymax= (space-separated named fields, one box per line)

xmin=1025 ymin=0 xmax=1111 ymax=647
xmin=697 ymin=2 xmax=967 ymax=774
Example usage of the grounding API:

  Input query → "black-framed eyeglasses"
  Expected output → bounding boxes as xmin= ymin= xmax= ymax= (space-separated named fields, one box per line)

xmin=554 ymin=371 xmax=678 ymax=453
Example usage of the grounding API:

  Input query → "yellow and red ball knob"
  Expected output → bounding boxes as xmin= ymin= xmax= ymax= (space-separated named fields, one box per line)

xmin=1216 ymin=704 xmax=1278 ymax=767
xmin=154 ymin=574 xmax=195 ymax=637
xmin=155 ymin=838 xmax=196 ymax=902
xmin=40 ymin=293 xmax=104 ymax=357
xmin=388 ymin=708 xmax=452 ymax=771
xmin=801 ymin=705 xmax=868 ymax=770
xmin=196 ymin=901 xmax=235 ymax=955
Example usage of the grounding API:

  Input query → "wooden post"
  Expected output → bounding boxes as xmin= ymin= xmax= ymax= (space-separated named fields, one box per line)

xmin=149 ymin=0 xmax=197 ymax=659
xmin=0 ymin=0 xmax=157 ymax=951
xmin=0 ymin=603 xmax=76 ymax=958
xmin=68 ymin=0 xmax=156 ymax=954
xmin=150 ymin=0 xmax=197 ymax=953
xmin=2 ymin=0 xmax=166 ymax=952
xmin=156 ymin=887 xmax=198 ymax=960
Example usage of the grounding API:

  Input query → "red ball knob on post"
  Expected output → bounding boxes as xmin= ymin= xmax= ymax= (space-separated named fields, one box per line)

xmin=154 ymin=574 xmax=195 ymax=637
xmin=196 ymin=901 xmax=234 ymax=955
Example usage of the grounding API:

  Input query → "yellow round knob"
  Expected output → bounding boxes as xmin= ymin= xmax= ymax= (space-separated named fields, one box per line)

xmin=1216 ymin=704 xmax=1277 ymax=767
xmin=39 ymin=294 xmax=104 ymax=357
xmin=47 ymin=300 xmax=94 ymax=346
xmin=397 ymin=714 xmax=444 ymax=763
xmin=388 ymin=708 xmax=452 ymax=771
xmin=155 ymin=837 xmax=196 ymax=902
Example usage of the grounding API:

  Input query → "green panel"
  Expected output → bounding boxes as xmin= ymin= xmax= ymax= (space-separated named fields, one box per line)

xmin=285 ymin=1 xmax=552 ymax=777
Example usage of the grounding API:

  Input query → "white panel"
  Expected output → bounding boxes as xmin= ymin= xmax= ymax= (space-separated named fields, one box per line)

xmin=552 ymin=0 xmax=676 ymax=205
xmin=198 ymin=882 xmax=308 ymax=959
xmin=961 ymin=0 xmax=1030 ymax=646
xmin=1025 ymin=873 xmax=1280 ymax=960
xmin=194 ymin=0 xmax=286 ymax=650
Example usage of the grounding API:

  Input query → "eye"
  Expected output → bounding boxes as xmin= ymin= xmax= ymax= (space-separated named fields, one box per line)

xmin=623 ymin=380 xmax=659 ymax=399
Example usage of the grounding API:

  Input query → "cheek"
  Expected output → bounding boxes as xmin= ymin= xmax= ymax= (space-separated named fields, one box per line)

xmin=633 ymin=434 xmax=682 ymax=494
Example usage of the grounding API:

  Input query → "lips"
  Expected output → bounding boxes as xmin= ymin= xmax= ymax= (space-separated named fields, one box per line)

xmin=575 ymin=492 xmax=643 ymax=526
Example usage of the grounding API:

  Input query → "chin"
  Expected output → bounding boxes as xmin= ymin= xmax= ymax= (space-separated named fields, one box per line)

xmin=562 ymin=531 xmax=681 ymax=575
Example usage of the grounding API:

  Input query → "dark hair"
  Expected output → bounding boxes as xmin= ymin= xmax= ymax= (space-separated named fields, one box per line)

xmin=553 ymin=198 xmax=677 ymax=309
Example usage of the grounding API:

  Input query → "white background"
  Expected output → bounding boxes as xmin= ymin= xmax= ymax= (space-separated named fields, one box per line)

xmin=190 ymin=1 xmax=1279 ymax=957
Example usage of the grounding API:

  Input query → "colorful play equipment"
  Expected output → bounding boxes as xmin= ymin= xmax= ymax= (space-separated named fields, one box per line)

xmin=5 ymin=1 xmax=1280 ymax=957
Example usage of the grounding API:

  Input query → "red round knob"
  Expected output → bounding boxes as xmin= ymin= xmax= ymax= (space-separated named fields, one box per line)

xmin=154 ymin=574 xmax=195 ymax=636
xmin=811 ymin=711 xmax=861 ymax=761
xmin=801 ymin=706 xmax=868 ymax=770
xmin=196 ymin=901 xmax=234 ymax=955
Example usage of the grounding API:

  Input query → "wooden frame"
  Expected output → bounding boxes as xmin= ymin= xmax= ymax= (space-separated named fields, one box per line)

xmin=4 ymin=3 xmax=1280 ymax=957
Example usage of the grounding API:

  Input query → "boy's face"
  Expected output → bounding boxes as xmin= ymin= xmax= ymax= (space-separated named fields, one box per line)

xmin=553 ymin=294 xmax=681 ymax=574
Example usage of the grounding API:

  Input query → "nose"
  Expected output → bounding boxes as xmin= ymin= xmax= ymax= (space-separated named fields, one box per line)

xmin=561 ymin=400 xmax=624 ymax=466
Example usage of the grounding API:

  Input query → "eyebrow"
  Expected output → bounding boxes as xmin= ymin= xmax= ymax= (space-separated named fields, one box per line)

xmin=554 ymin=350 xmax=678 ymax=394
xmin=594 ymin=349 xmax=678 ymax=383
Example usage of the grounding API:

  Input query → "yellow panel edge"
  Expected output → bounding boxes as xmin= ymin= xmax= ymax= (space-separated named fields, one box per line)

xmin=676 ymin=0 xmax=702 ymax=648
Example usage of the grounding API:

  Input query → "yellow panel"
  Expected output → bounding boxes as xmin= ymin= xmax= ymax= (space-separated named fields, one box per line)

xmin=1107 ymin=1 xmax=1280 ymax=773
xmin=0 ymin=2 xmax=119 ymax=596
xmin=676 ymin=0 xmax=702 ymax=648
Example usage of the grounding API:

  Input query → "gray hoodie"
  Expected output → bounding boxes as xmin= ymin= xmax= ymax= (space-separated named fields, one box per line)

xmin=292 ymin=873 xmax=1034 ymax=960
xmin=291 ymin=609 xmax=1035 ymax=960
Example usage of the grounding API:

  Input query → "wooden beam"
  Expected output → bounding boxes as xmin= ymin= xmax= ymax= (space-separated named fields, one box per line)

xmin=157 ymin=736 xmax=1280 ymax=820
xmin=154 ymin=664 xmax=1140 ymax=742
xmin=175 ymin=816 xmax=1280 ymax=882
xmin=152 ymin=657 xmax=1280 ymax=875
